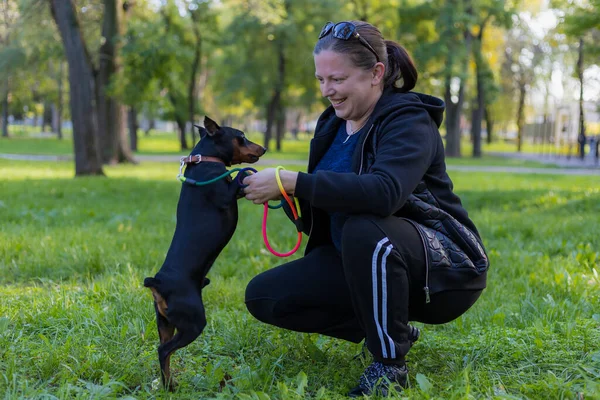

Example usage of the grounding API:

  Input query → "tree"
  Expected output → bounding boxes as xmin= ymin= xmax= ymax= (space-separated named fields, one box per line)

xmin=503 ymin=17 xmax=545 ymax=152
xmin=0 ymin=0 xmax=20 ymax=137
xmin=97 ymin=0 xmax=135 ymax=164
xmin=218 ymin=0 xmax=341 ymax=150
xmin=398 ymin=0 xmax=472 ymax=157
xmin=117 ymin=5 xmax=168 ymax=148
xmin=147 ymin=0 xmax=217 ymax=150
xmin=467 ymin=0 xmax=514 ymax=157
xmin=48 ymin=0 xmax=104 ymax=175
xmin=7 ymin=0 xmax=67 ymax=138
xmin=559 ymin=0 xmax=600 ymax=159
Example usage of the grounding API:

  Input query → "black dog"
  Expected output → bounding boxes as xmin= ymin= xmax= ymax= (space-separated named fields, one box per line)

xmin=144 ymin=116 xmax=266 ymax=390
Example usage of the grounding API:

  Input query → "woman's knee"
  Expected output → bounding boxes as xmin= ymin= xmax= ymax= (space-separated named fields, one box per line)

xmin=245 ymin=273 xmax=277 ymax=324
xmin=341 ymin=214 xmax=383 ymax=250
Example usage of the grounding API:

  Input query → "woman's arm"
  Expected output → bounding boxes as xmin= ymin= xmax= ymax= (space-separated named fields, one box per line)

xmin=295 ymin=106 xmax=435 ymax=216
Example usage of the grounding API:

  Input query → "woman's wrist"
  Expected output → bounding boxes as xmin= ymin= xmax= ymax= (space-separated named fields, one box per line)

xmin=280 ymin=170 xmax=298 ymax=195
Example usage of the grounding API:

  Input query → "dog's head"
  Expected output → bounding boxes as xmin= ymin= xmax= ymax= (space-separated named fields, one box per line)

xmin=193 ymin=116 xmax=266 ymax=166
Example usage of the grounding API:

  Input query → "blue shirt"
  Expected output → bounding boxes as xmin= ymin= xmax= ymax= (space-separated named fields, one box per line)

xmin=313 ymin=122 xmax=365 ymax=252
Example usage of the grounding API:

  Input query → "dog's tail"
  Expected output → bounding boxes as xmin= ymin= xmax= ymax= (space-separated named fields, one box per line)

xmin=144 ymin=277 xmax=158 ymax=288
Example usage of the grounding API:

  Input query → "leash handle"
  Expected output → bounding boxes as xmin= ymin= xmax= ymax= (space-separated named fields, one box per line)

xmin=262 ymin=166 xmax=303 ymax=257
xmin=262 ymin=204 xmax=302 ymax=257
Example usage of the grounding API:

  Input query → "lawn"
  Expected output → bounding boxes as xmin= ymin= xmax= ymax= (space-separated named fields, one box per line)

xmin=0 ymin=158 xmax=599 ymax=399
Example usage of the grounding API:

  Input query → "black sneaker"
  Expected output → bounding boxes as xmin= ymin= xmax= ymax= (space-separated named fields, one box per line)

xmin=348 ymin=362 xmax=408 ymax=397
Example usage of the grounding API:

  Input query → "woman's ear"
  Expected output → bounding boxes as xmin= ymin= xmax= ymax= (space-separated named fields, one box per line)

xmin=372 ymin=62 xmax=385 ymax=86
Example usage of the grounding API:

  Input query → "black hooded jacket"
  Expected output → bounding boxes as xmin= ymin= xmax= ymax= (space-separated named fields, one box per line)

xmin=290 ymin=88 xmax=489 ymax=297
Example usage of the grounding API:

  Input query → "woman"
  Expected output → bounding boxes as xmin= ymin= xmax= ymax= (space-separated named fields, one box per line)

xmin=242 ymin=20 xmax=489 ymax=397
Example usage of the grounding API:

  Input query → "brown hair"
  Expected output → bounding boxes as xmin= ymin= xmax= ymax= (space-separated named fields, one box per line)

xmin=314 ymin=21 xmax=418 ymax=92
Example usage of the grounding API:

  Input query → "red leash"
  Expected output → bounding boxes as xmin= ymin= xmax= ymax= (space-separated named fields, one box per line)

xmin=261 ymin=167 xmax=303 ymax=257
xmin=237 ymin=166 xmax=302 ymax=257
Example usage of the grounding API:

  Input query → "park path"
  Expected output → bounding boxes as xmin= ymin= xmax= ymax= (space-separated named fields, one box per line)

xmin=1 ymin=153 xmax=599 ymax=176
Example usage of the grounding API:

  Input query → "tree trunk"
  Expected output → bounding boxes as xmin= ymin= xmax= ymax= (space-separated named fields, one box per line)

xmin=471 ymin=25 xmax=486 ymax=158
xmin=128 ymin=106 xmax=138 ymax=151
xmin=265 ymin=95 xmax=276 ymax=150
xmin=32 ymin=106 xmax=38 ymax=128
xmin=485 ymin=105 xmax=493 ymax=144
xmin=42 ymin=101 xmax=53 ymax=132
xmin=175 ymin=117 xmax=187 ymax=150
xmin=444 ymin=76 xmax=466 ymax=157
xmin=266 ymin=38 xmax=286 ymax=151
xmin=276 ymin=103 xmax=285 ymax=151
xmin=144 ymin=117 xmax=154 ymax=136
xmin=577 ymin=37 xmax=586 ymax=160
xmin=168 ymin=93 xmax=188 ymax=150
xmin=443 ymin=27 xmax=470 ymax=158
xmin=1 ymin=78 xmax=8 ymax=138
xmin=516 ymin=82 xmax=526 ymax=153
xmin=49 ymin=0 xmax=103 ymax=176
xmin=471 ymin=87 xmax=484 ymax=157
xmin=275 ymin=39 xmax=286 ymax=151
xmin=188 ymin=9 xmax=201 ymax=147
xmin=97 ymin=0 xmax=134 ymax=164
xmin=51 ymin=61 xmax=64 ymax=139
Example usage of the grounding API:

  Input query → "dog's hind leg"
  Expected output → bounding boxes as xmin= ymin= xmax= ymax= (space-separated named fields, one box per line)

xmin=158 ymin=327 xmax=204 ymax=391
xmin=152 ymin=302 xmax=177 ymax=391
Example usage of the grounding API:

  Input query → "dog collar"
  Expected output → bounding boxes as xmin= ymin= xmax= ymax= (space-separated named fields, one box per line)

xmin=180 ymin=155 xmax=226 ymax=165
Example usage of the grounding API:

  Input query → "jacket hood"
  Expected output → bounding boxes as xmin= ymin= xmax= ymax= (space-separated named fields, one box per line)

xmin=372 ymin=88 xmax=445 ymax=128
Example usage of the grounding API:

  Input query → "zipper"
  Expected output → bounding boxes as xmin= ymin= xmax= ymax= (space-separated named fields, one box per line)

xmin=307 ymin=139 xmax=316 ymax=173
xmin=357 ymin=122 xmax=430 ymax=301
xmin=308 ymin=205 xmax=314 ymax=237
xmin=357 ymin=125 xmax=375 ymax=175
xmin=306 ymin=138 xmax=315 ymax=238
xmin=402 ymin=218 xmax=431 ymax=304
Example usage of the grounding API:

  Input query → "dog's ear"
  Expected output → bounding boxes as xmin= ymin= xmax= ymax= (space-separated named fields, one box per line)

xmin=204 ymin=116 xmax=221 ymax=136
xmin=194 ymin=124 xmax=208 ymax=139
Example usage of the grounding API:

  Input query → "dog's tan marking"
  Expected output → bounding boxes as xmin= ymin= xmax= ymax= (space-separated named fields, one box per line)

xmin=149 ymin=287 xmax=168 ymax=318
xmin=231 ymin=138 xmax=266 ymax=164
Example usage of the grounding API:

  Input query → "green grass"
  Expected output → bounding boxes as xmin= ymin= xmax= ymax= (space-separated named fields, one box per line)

xmin=1 ymin=159 xmax=599 ymax=399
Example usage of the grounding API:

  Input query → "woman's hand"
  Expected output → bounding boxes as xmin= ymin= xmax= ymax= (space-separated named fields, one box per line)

xmin=242 ymin=168 xmax=298 ymax=204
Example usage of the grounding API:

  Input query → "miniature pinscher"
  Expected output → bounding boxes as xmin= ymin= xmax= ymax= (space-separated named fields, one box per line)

xmin=144 ymin=116 xmax=266 ymax=390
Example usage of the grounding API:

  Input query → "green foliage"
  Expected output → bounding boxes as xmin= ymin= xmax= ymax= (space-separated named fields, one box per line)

xmin=212 ymin=0 xmax=344 ymax=118
xmin=1 ymin=159 xmax=599 ymax=398
xmin=117 ymin=0 xmax=218 ymax=122
xmin=0 ymin=0 xmax=67 ymax=117
xmin=562 ymin=0 xmax=600 ymax=38
xmin=556 ymin=0 xmax=600 ymax=61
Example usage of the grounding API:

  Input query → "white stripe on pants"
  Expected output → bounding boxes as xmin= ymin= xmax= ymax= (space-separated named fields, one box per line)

xmin=371 ymin=237 xmax=396 ymax=359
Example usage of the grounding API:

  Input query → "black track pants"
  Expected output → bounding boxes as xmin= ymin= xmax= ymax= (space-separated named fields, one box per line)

xmin=245 ymin=215 xmax=482 ymax=364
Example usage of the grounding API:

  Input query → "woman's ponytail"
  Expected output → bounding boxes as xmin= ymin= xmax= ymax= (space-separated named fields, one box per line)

xmin=384 ymin=40 xmax=418 ymax=92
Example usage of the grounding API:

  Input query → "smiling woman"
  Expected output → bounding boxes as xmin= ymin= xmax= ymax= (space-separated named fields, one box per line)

xmin=241 ymin=20 xmax=489 ymax=397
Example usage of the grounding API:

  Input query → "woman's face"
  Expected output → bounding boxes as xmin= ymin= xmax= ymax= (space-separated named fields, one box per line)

xmin=314 ymin=50 xmax=383 ymax=123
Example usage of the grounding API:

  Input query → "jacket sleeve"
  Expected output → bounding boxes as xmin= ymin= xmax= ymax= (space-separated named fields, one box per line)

xmin=294 ymin=106 xmax=435 ymax=217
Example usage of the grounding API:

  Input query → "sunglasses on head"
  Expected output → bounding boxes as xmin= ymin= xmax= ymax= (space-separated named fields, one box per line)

xmin=318 ymin=21 xmax=380 ymax=63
